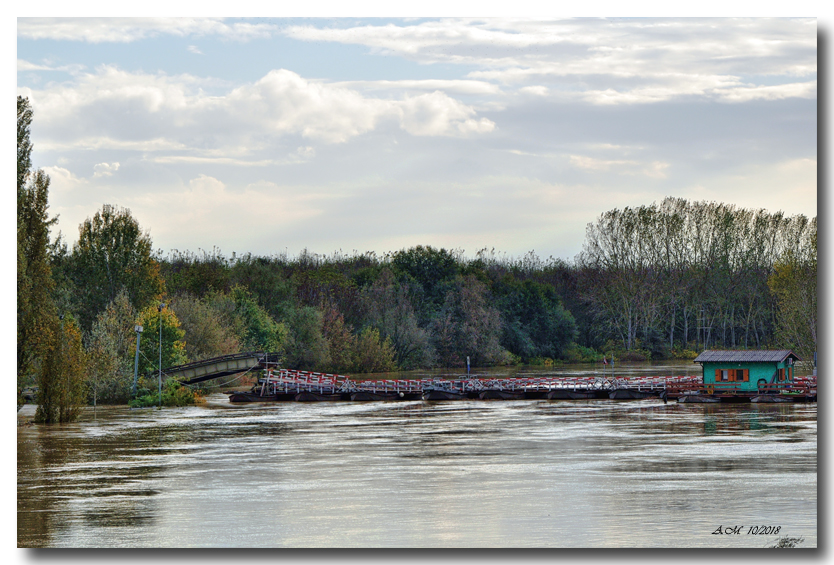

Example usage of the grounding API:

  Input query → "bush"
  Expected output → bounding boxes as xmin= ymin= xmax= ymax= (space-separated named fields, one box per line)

xmin=129 ymin=378 xmax=200 ymax=408
xmin=616 ymin=349 xmax=651 ymax=362
xmin=670 ymin=346 xmax=699 ymax=360
xmin=563 ymin=344 xmax=604 ymax=363
xmin=528 ymin=357 xmax=555 ymax=367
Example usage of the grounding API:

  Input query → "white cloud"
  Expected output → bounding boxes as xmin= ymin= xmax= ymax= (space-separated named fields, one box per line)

xmin=187 ymin=45 xmax=203 ymax=55
xmin=397 ymin=91 xmax=495 ymax=136
xmin=331 ymin=79 xmax=501 ymax=96
xmin=285 ymin=18 xmax=816 ymax=105
xmin=17 ymin=59 xmax=85 ymax=73
xmin=93 ymin=162 xmax=120 ymax=178
xmin=717 ymin=81 xmax=817 ymax=102
xmin=42 ymin=165 xmax=85 ymax=190
xmin=518 ymin=85 xmax=549 ymax=96
xmin=18 ymin=17 xmax=277 ymax=43
xmin=570 ymin=155 xmax=670 ymax=178
xmin=22 ymin=67 xmax=496 ymax=153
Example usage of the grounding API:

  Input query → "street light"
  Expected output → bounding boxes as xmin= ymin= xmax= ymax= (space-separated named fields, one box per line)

xmin=132 ymin=325 xmax=143 ymax=398
xmin=158 ymin=303 xmax=166 ymax=408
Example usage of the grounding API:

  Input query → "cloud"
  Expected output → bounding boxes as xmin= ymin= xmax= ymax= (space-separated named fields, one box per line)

xmin=93 ymin=162 xmax=120 ymax=177
xmin=17 ymin=59 xmax=85 ymax=73
xmin=42 ymin=165 xmax=85 ymax=190
xmin=717 ymin=81 xmax=817 ymax=102
xmin=284 ymin=18 xmax=816 ymax=105
xmin=397 ymin=91 xmax=495 ymax=136
xmin=22 ymin=67 xmax=496 ymax=153
xmin=331 ymin=79 xmax=501 ymax=96
xmin=187 ymin=45 xmax=203 ymax=55
xmin=18 ymin=17 xmax=277 ymax=43
xmin=570 ymin=155 xmax=670 ymax=178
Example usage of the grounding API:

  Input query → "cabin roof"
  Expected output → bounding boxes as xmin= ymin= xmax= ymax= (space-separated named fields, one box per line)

xmin=693 ymin=350 xmax=800 ymax=364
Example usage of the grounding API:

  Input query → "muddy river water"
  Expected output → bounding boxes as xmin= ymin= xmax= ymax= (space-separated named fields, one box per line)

xmin=18 ymin=364 xmax=816 ymax=548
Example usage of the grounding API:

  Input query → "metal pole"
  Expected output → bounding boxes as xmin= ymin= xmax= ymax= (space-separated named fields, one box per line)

xmin=133 ymin=325 xmax=142 ymax=397
xmin=59 ymin=315 xmax=64 ymax=419
xmin=158 ymin=303 xmax=165 ymax=408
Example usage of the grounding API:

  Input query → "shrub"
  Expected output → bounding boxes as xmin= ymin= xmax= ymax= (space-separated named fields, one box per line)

xmin=129 ymin=378 xmax=200 ymax=408
xmin=563 ymin=344 xmax=604 ymax=363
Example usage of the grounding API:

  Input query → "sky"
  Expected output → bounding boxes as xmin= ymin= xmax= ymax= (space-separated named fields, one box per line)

xmin=16 ymin=15 xmax=819 ymax=263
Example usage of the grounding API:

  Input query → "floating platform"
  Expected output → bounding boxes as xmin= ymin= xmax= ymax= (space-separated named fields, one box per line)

xmin=227 ymin=368 xmax=816 ymax=404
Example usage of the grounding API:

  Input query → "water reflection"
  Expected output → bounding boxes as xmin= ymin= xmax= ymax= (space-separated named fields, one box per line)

xmin=18 ymin=395 xmax=816 ymax=548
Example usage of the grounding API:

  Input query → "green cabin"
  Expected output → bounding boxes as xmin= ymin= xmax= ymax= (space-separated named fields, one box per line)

xmin=694 ymin=350 xmax=800 ymax=393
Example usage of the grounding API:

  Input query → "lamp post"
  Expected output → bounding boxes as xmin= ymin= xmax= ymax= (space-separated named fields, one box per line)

xmin=133 ymin=325 xmax=143 ymax=398
xmin=59 ymin=314 xmax=64 ymax=418
xmin=158 ymin=303 xmax=166 ymax=408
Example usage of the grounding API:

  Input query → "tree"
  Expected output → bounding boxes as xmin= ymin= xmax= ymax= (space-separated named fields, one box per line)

xmin=431 ymin=275 xmax=508 ymax=367
xmin=135 ymin=304 xmax=187 ymax=376
xmin=70 ymin=204 xmax=165 ymax=330
xmin=285 ymin=305 xmax=330 ymax=370
xmin=320 ymin=305 xmax=356 ymax=373
xmin=392 ymin=245 xmax=460 ymax=316
xmin=35 ymin=315 xmax=87 ymax=423
xmin=228 ymin=285 xmax=287 ymax=352
xmin=495 ymin=277 xmax=577 ymax=361
xmin=18 ymin=96 xmax=58 ymax=386
xmin=86 ymin=289 xmax=138 ymax=404
xmin=768 ymin=217 xmax=816 ymax=365
xmin=17 ymin=96 xmax=33 ymax=199
xmin=363 ymin=268 xmax=435 ymax=369
xmin=171 ymin=293 xmax=241 ymax=362
xmin=352 ymin=327 xmax=398 ymax=373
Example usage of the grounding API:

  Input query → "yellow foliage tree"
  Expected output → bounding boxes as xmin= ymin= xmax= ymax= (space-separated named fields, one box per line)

xmin=35 ymin=316 xmax=88 ymax=423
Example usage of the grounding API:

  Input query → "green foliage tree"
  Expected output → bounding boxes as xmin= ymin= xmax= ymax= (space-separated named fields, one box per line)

xmin=171 ymin=293 xmax=242 ymax=362
xmin=228 ymin=285 xmax=288 ymax=353
xmin=578 ymin=197 xmax=815 ymax=354
xmin=352 ymin=327 xmax=398 ymax=373
xmin=70 ymin=204 xmax=165 ymax=330
xmin=496 ymin=277 xmax=577 ymax=361
xmin=162 ymin=248 xmax=231 ymax=297
xmin=320 ymin=305 xmax=356 ymax=373
xmin=363 ymin=268 xmax=435 ymax=369
xmin=768 ymin=217 xmax=816 ymax=365
xmin=86 ymin=289 xmax=137 ymax=404
xmin=18 ymin=96 xmax=58 ymax=388
xmin=35 ymin=315 xmax=87 ymax=423
xmin=135 ymin=304 xmax=187 ymax=376
xmin=392 ymin=245 xmax=460 ymax=315
xmin=285 ymin=305 xmax=330 ymax=370
xmin=17 ymin=96 xmax=33 ymax=199
xmin=432 ymin=275 xmax=508 ymax=367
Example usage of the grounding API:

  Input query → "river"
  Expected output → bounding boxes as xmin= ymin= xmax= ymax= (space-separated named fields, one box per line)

xmin=17 ymin=363 xmax=816 ymax=548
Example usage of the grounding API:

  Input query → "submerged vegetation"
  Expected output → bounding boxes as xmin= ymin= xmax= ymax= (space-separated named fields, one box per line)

xmin=17 ymin=96 xmax=817 ymax=417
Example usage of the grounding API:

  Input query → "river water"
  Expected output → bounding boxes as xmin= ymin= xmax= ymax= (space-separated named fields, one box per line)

xmin=17 ymin=363 xmax=817 ymax=548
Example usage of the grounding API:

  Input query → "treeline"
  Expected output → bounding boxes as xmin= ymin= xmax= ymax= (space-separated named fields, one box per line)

xmin=577 ymin=197 xmax=817 ymax=363
xmin=17 ymin=96 xmax=817 ymax=418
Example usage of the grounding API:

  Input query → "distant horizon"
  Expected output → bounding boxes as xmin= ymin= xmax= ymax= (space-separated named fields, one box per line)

xmin=119 ymin=194 xmax=819 ymax=265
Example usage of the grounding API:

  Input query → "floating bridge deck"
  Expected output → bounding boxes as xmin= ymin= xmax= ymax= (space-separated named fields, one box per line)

xmin=161 ymin=353 xmax=816 ymax=403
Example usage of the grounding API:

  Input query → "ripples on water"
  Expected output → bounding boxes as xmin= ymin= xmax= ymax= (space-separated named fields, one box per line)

xmin=18 ymin=397 xmax=816 ymax=548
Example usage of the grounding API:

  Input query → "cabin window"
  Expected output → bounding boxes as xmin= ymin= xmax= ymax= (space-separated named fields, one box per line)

xmin=778 ymin=368 xmax=786 ymax=381
xmin=715 ymin=368 xmax=748 ymax=382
